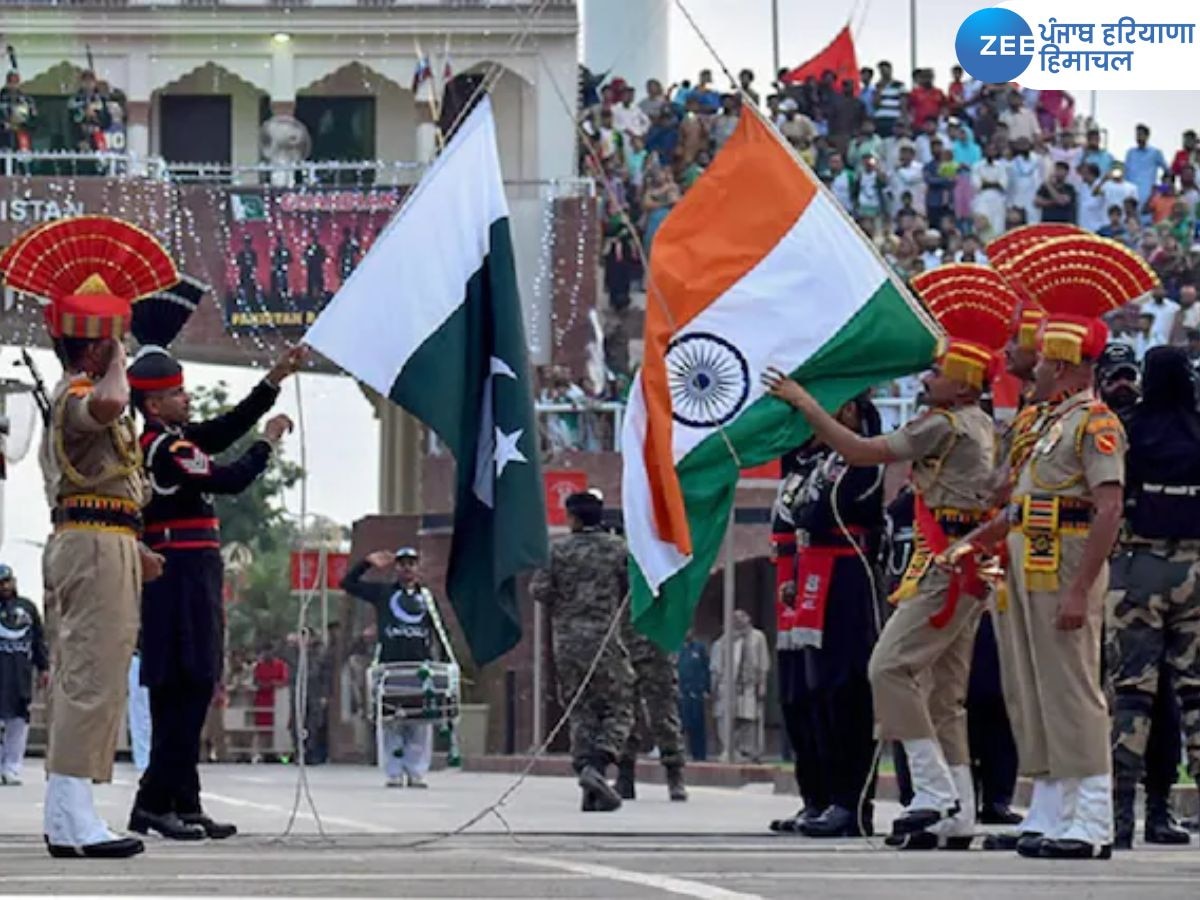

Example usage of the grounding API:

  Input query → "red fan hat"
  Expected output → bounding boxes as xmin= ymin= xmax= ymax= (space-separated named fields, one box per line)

xmin=911 ymin=264 xmax=1022 ymax=390
xmin=0 ymin=215 xmax=178 ymax=339
xmin=988 ymin=224 xmax=1087 ymax=350
xmin=1004 ymin=235 xmax=1159 ymax=364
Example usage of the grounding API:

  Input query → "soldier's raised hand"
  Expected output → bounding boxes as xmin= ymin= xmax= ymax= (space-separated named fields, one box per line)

xmin=263 ymin=414 xmax=294 ymax=444
xmin=267 ymin=345 xmax=310 ymax=386
xmin=366 ymin=550 xmax=394 ymax=570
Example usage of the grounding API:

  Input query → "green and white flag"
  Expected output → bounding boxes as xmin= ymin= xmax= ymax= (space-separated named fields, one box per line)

xmin=304 ymin=98 xmax=547 ymax=664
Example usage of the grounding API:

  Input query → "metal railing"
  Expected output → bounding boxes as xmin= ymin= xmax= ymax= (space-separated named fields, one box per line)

xmin=0 ymin=150 xmax=169 ymax=179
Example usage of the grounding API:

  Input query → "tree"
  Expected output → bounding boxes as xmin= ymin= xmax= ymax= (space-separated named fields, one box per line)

xmin=190 ymin=382 xmax=304 ymax=651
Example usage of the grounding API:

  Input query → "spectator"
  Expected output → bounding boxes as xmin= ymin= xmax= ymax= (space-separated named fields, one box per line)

xmin=1171 ymin=129 xmax=1199 ymax=177
xmin=738 ymin=68 xmax=760 ymax=107
xmin=1141 ymin=283 xmax=1181 ymax=346
xmin=641 ymin=166 xmax=680 ymax=257
xmin=68 ymin=69 xmax=111 ymax=151
xmin=827 ymin=151 xmax=856 ymax=214
xmin=1077 ymin=163 xmax=1109 ymax=232
xmin=907 ymin=69 xmax=945 ymax=134
xmin=689 ymin=69 xmax=721 ymax=113
xmin=847 ymin=118 xmax=884 ymax=170
xmin=972 ymin=140 xmax=1010 ymax=237
xmin=612 ymin=85 xmax=650 ymax=140
xmin=1035 ymin=160 xmax=1078 ymax=224
xmin=1049 ymin=130 xmax=1083 ymax=186
xmin=678 ymin=98 xmax=712 ymax=171
xmin=626 ymin=134 xmax=648 ymax=189
xmin=1178 ymin=164 xmax=1200 ymax=209
xmin=1098 ymin=163 xmax=1140 ymax=215
xmin=889 ymin=141 xmax=926 ymax=221
xmin=1098 ymin=204 xmax=1129 ymax=242
xmin=883 ymin=119 xmax=914 ymax=173
xmin=826 ymin=78 xmax=866 ymax=154
xmin=918 ymin=229 xmax=943 ymax=270
xmin=645 ymin=109 xmax=680 ymax=168
xmin=947 ymin=65 xmax=967 ymax=117
xmin=914 ymin=117 xmax=942 ymax=166
xmin=1083 ymin=127 xmax=1115 ymax=177
xmin=1124 ymin=123 xmax=1169 ymax=206
xmin=855 ymin=154 xmax=888 ymax=227
xmin=640 ymin=78 xmax=670 ymax=121
xmin=956 ymin=232 xmax=988 ymax=264
xmin=999 ymin=90 xmax=1040 ymax=144
xmin=1008 ymin=136 xmax=1044 ymax=224
xmin=925 ymin=142 xmax=956 ymax=228
xmin=710 ymin=94 xmax=740 ymax=152
xmin=779 ymin=99 xmax=817 ymax=152
xmin=872 ymin=60 xmax=905 ymax=138
xmin=1177 ymin=285 xmax=1200 ymax=334
xmin=858 ymin=66 xmax=876 ymax=115
xmin=1147 ymin=173 xmax=1178 ymax=224
xmin=1167 ymin=199 xmax=1196 ymax=249
xmin=949 ymin=120 xmax=982 ymax=167
xmin=1036 ymin=89 xmax=1074 ymax=136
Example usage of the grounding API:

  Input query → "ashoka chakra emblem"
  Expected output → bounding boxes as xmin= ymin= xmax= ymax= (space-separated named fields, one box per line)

xmin=666 ymin=332 xmax=750 ymax=428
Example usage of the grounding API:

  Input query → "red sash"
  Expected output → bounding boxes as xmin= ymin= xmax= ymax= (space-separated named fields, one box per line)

xmin=914 ymin=494 xmax=984 ymax=629
xmin=15 ymin=130 xmax=31 ymax=152
xmin=780 ymin=543 xmax=861 ymax=647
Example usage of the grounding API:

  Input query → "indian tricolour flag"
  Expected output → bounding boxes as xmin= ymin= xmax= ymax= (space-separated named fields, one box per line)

xmin=624 ymin=107 xmax=942 ymax=649
xmin=304 ymin=97 xmax=547 ymax=665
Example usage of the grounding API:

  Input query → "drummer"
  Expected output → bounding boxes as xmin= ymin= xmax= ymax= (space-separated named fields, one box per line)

xmin=340 ymin=547 xmax=440 ymax=788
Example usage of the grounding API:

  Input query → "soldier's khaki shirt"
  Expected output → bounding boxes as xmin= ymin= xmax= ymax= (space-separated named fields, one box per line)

xmin=1012 ymin=388 xmax=1125 ymax=502
xmin=39 ymin=374 xmax=146 ymax=507
xmin=883 ymin=403 xmax=995 ymax=512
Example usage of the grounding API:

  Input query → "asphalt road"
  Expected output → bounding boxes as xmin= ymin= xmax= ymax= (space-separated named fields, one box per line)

xmin=1 ymin=764 xmax=1197 ymax=899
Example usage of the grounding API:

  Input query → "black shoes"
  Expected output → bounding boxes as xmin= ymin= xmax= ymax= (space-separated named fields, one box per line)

xmin=1145 ymin=810 xmax=1191 ymax=845
xmin=615 ymin=762 xmax=636 ymax=801
xmin=799 ymin=805 xmax=872 ymax=838
xmin=1039 ymin=838 xmax=1113 ymax=860
xmin=891 ymin=802 xmax=960 ymax=837
xmin=1015 ymin=833 xmax=1048 ymax=858
xmin=579 ymin=765 xmax=622 ymax=812
xmin=45 ymin=835 xmax=145 ymax=859
xmin=128 ymin=808 xmax=206 ymax=841
xmin=983 ymin=830 xmax=1036 ymax=851
xmin=665 ymin=766 xmax=688 ymax=802
xmin=978 ymin=803 xmax=1023 ymax=826
xmin=769 ymin=804 xmax=823 ymax=833
xmin=179 ymin=812 xmax=238 ymax=840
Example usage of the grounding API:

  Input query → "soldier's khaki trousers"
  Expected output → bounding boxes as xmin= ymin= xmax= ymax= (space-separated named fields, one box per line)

xmin=1005 ymin=531 xmax=1110 ymax=779
xmin=43 ymin=529 xmax=140 ymax=783
xmin=869 ymin=567 xmax=982 ymax=766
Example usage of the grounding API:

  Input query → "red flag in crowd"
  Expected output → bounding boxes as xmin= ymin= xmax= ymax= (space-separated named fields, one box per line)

xmin=781 ymin=26 xmax=858 ymax=91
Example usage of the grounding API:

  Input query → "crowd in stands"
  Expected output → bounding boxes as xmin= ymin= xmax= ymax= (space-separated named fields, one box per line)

xmin=0 ymin=67 xmax=127 ymax=154
xmin=575 ymin=61 xmax=1200 ymax=419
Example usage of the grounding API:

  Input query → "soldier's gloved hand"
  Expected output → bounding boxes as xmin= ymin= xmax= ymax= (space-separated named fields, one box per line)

xmin=263 ymin=414 xmax=295 ymax=445
xmin=267 ymin=345 xmax=310 ymax=386
xmin=366 ymin=550 xmax=394 ymax=570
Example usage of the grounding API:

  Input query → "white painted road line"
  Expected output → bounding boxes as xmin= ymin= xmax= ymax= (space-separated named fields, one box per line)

xmin=198 ymin=790 xmax=393 ymax=834
xmin=503 ymin=854 xmax=765 ymax=900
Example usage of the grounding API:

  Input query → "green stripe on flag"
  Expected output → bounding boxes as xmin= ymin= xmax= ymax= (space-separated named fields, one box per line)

xmin=631 ymin=281 xmax=939 ymax=650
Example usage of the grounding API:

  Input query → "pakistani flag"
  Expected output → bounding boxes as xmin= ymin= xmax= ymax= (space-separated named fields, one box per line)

xmin=304 ymin=98 xmax=548 ymax=664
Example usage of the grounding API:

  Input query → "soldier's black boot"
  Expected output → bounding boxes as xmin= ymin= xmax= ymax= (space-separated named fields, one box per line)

xmin=579 ymin=758 xmax=622 ymax=813
xmin=1113 ymin=782 xmax=1136 ymax=851
xmin=615 ymin=760 xmax=636 ymax=801
xmin=1145 ymin=794 xmax=1190 ymax=845
xmin=665 ymin=764 xmax=688 ymax=802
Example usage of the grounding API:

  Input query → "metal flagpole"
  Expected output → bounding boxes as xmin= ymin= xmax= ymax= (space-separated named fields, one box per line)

xmin=909 ymin=0 xmax=918 ymax=80
xmin=532 ymin=598 xmax=545 ymax=749
xmin=771 ymin=0 xmax=781 ymax=78
xmin=721 ymin=508 xmax=736 ymax=763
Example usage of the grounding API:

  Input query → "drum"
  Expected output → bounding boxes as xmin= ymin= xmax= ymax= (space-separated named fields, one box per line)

xmin=366 ymin=661 xmax=461 ymax=727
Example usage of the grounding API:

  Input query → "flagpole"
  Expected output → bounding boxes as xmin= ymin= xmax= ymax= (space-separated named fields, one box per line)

xmin=909 ymin=0 xmax=917 ymax=79
xmin=721 ymin=508 xmax=735 ymax=763
xmin=771 ymin=0 xmax=781 ymax=77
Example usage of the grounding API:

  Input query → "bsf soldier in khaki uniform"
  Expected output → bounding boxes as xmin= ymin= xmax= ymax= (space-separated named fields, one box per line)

xmin=0 ymin=216 xmax=180 ymax=858
xmin=765 ymin=264 xmax=1019 ymax=849
xmin=956 ymin=234 xmax=1156 ymax=860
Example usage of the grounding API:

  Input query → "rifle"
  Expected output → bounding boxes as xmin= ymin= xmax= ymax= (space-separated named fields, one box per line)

xmin=17 ymin=348 xmax=51 ymax=428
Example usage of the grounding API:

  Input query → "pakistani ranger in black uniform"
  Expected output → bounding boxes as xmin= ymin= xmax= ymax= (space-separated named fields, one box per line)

xmin=124 ymin=334 xmax=305 ymax=841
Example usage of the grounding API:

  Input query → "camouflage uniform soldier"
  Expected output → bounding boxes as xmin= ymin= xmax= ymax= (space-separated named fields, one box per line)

xmin=530 ymin=490 xmax=633 ymax=812
xmin=1109 ymin=346 xmax=1200 ymax=849
xmin=616 ymin=619 xmax=688 ymax=802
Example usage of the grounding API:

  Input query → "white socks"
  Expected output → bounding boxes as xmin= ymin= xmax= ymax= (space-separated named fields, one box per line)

xmin=902 ymin=738 xmax=959 ymax=814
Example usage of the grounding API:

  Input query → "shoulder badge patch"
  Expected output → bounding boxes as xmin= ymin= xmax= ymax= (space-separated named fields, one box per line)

xmin=1093 ymin=430 xmax=1120 ymax=455
xmin=169 ymin=440 xmax=212 ymax=476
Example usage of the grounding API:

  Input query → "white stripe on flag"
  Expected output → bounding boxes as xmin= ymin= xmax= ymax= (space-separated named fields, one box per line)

xmin=303 ymin=97 xmax=508 ymax=396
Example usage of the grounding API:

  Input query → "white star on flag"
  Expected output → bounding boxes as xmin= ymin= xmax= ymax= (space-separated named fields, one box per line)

xmin=493 ymin=426 xmax=527 ymax=478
